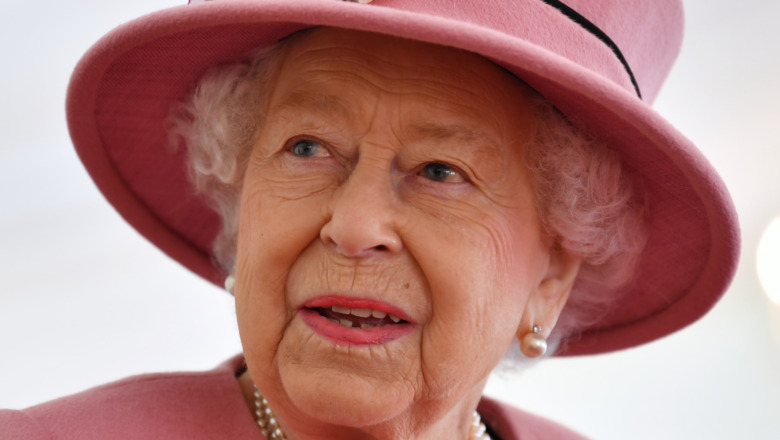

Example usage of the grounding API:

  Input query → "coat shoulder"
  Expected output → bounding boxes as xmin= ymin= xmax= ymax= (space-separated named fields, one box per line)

xmin=1 ymin=356 xmax=259 ymax=440
xmin=479 ymin=397 xmax=590 ymax=440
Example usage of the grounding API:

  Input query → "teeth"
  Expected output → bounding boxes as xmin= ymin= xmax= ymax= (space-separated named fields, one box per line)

xmin=326 ymin=305 xmax=403 ymax=323
xmin=360 ymin=323 xmax=372 ymax=329
xmin=331 ymin=305 xmax=350 ymax=314
xmin=339 ymin=319 xmax=353 ymax=328
xmin=351 ymin=308 xmax=372 ymax=318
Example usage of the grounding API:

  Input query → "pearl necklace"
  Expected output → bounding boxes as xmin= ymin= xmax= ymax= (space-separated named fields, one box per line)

xmin=252 ymin=384 xmax=491 ymax=439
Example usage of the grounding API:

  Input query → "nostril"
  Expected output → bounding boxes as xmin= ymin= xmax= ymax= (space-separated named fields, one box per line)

xmin=319 ymin=207 xmax=403 ymax=256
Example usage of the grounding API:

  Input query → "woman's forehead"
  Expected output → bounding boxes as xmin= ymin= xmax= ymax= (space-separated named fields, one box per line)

xmin=266 ymin=27 xmax=538 ymax=138
xmin=277 ymin=28 xmax=526 ymax=96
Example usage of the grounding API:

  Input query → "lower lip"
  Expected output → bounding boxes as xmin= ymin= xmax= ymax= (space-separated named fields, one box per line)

xmin=299 ymin=308 xmax=415 ymax=346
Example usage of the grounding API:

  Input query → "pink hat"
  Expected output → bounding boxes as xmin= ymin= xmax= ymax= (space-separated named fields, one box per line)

xmin=66 ymin=0 xmax=740 ymax=355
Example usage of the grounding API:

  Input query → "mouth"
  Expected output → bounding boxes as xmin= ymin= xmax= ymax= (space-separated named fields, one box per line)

xmin=300 ymin=296 xmax=415 ymax=346
xmin=312 ymin=305 xmax=405 ymax=329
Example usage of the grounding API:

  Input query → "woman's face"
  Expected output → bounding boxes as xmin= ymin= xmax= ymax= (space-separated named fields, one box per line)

xmin=236 ymin=28 xmax=575 ymax=435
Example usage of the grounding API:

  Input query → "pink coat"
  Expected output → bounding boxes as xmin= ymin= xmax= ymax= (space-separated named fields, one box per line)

xmin=0 ymin=356 xmax=588 ymax=439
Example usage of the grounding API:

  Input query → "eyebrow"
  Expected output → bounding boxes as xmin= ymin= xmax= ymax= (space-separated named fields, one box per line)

xmin=408 ymin=122 xmax=497 ymax=156
xmin=270 ymin=90 xmax=355 ymax=122
xmin=270 ymin=91 xmax=496 ymax=153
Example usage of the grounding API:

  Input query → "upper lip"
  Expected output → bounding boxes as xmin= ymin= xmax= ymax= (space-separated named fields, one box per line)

xmin=302 ymin=295 xmax=414 ymax=324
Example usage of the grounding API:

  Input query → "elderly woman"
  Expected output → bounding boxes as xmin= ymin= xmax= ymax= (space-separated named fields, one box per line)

xmin=0 ymin=0 xmax=738 ymax=439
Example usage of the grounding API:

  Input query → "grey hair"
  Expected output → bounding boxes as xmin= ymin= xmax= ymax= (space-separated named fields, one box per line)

xmin=167 ymin=37 xmax=647 ymax=359
xmin=523 ymin=95 xmax=647 ymax=354
xmin=167 ymin=42 xmax=288 ymax=273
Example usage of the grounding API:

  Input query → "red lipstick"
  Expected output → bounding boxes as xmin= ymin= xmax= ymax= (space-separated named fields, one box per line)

xmin=300 ymin=296 xmax=415 ymax=346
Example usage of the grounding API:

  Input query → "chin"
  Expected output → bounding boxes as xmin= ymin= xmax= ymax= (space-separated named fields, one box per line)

xmin=279 ymin=361 xmax=414 ymax=428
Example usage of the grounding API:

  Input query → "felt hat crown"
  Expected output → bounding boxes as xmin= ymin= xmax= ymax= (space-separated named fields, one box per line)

xmin=67 ymin=0 xmax=740 ymax=355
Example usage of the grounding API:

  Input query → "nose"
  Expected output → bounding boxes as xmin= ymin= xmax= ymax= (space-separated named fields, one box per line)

xmin=320 ymin=164 xmax=403 ymax=258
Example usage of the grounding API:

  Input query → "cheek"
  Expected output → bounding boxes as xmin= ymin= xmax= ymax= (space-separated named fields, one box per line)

xmin=410 ymin=209 xmax=541 ymax=384
xmin=409 ymin=198 xmax=542 ymax=300
xmin=237 ymin=158 xmax=338 ymax=271
xmin=235 ymin=171 xmax=333 ymax=368
xmin=238 ymin=189 xmax=319 ymax=285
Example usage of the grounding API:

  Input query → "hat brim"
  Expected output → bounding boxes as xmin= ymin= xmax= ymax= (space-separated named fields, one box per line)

xmin=67 ymin=0 xmax=739 ymax=355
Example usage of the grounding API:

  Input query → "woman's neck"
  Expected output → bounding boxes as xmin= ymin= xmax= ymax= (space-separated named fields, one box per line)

xmin=237 ymin=371 xmax=487 ymax=440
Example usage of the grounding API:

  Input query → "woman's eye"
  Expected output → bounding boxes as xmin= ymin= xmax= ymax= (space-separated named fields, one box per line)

xmin=420 ymin=162 xmax=465 ymax=183
xmin=289 ymin=139 xmax=327 ymax=158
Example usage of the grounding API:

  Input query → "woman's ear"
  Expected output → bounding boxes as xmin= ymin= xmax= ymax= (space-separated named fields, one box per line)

xmin=517 ymin=248 xmax=582 ymax=340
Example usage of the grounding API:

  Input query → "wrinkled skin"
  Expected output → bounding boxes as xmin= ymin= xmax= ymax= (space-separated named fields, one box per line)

xmin=235 ymin=28 xmax=581 ymax=440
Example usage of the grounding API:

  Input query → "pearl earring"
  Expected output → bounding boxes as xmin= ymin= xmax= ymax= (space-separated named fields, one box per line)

xmin=224 ymin=274 xmax=235 ymax=294
xmin=520 ymin=325 xmax=547 ymax=358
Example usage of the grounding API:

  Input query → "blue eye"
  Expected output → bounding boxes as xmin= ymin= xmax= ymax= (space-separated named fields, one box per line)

xmin=421 ymin=162 xmax=464 ymax=183
xmin=291 ymin=139 xmax=322 ymax=158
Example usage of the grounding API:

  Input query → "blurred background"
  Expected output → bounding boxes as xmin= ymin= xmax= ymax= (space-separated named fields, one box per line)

xmin=1 ymin=1 xmax=778 ymax=438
